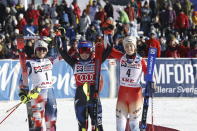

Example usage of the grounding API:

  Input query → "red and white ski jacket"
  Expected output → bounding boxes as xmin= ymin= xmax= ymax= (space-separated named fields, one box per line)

xmin=110 ymin=48 xmax=147 ymax=88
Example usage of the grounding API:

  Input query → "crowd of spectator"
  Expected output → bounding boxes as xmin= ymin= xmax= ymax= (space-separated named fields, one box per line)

xmin=0 ymin=0 xmax=196 ymax=59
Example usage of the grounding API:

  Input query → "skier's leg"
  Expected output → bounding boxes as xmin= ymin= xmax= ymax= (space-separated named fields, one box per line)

xmin=75 ymin=87 xmax=88 ymax=131
xmin=116 ymin=100 xmax=128 ymax=131
xmin=116 ymin=86 xmax=129 ymax=131
xmin=45 ymin=88 xmax=57 ymax=131
xmin=31 ymin=93 xmax=46 ymax=131
xmin=128 ymin=88 xmax=143 ymax=131
xmin=89 ymin=98 xmax=103 ymax=131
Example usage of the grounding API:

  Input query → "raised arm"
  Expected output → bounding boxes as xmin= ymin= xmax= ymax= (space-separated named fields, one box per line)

xmin=101 ymin=40 xmax=114 ymax=63
xmin=55 ymin=36 xmax=77 ymax=68
xmin=109 ymin=47 xmax=124 ymax=61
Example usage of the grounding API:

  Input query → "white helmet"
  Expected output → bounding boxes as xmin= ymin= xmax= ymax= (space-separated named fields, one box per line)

xmin=34 ymin=40 xmax=48 ymax=53
xmin=123 ymin=36 xmax=137 ymax=49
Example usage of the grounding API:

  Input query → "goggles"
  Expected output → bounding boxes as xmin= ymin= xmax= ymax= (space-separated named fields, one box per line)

xmin=36 ymin=47 xmax=47 ymax=52
xmin=78 ymin=47 xmax=91 ymax=54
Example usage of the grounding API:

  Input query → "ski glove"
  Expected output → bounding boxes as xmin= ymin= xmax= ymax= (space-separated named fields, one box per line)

xmin=146 ymin=82 xmax=156 ymax=97
xmin=19 ymin=87 xmax=41 ymax=104
xmin=28 ymin=87 xmax=41 ymax=99
xmin=19 ymin=87 xmax=30 ymax=104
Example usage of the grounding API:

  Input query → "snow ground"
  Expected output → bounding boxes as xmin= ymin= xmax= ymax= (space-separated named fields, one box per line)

xmin=0 ymin=98 xmax=197 ymax=131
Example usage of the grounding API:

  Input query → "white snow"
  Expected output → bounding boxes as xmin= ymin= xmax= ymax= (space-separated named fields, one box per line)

xmin=0 ymin=98 xmax=197 ymax=131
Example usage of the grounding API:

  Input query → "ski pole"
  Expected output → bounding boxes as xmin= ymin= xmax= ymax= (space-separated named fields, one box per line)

xmin=6 ymin=102 xmax=22 ymax=113
xmin=0 ymin=102 xmax=22 ymax=125
xmin=151 ymin=96 xmax=154 ymax=131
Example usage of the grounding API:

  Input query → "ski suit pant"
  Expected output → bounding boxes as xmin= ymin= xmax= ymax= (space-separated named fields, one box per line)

xmin=116 ymin=86 xmax=143 ymax=131
xmin=74 ymin=85 xmax=103 ymax=131
xmin=31 ymin=88 xmax=57 ymax=131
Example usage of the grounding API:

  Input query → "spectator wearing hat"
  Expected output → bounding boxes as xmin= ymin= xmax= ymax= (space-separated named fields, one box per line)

xmin=141 ymin=1 xmax=151 ymax=18
xmin=89 ymin=0 xmax=99 ymax=22
xmin=159 ymin=36 xmax=167 ymax=57
xmin=24 ymin=40 xmax=34 ymax=59
xmin=158 ymin=5 xmax=168 ymax=37
xmin=140 ymin=12 xmax=151 ymax=36
xmin=9 ymin=1 xmax=17 ymax=16
xmin=149 ymin=0 xmax=157 ymax=20
xmin=4 ymin=7 xmax=18 ymax=36
xmin=4 ymin=39 xmax=16 ymax=59
xmin=15 ymin=0 xmax=25 ymax=16
xmin=165 ymin=35 xmax=187 ymax=58
xmin=145 ymin=31 xmax=161 ymax=57
xmin=130 ymin=0 xmax=138 ymax=16
xmin=40 ymin=18 xmax=52 ymax=37
xmin=101 ymin=17 xmax=114 ymax=46
xmin=136 ymin=0 xmax=142 ymax=20
xmin=49 ymin=2 xmax=58 ymax=25
xmin=175 ymin=10 xmax=189 ymax=38
xmin=72 ymin=0 xmax=81 ymax=24
xmin=166 ymin=6 xmax=176 ymax=29
xmin=68 ymin=38 xmax=79 ymax=59
xmin=79 ymin=10 xmax=91 ymax=35
xmin=66 ymin=25 xmax=76 ymax=41
xmin=117 ymin=8 xmax=130 ymax=25
xmin=85 ymin=0 xmax=92 ymax=15
xmin=17 ymin=13 xmax=27 ymax=34
xmin=26 ymin=4 xmax=40 ymax=26
xmin=41 ymin=0 xmax=50 ymax=16
xmin=104 ymin=0 xmax=114 ymax=18
xmin=86 ymin=23 xmax=98 ymax=42
xmin=95 ymin=6 xmax=106 ymax=24
xmin=137 ymin=36 xmax=147 ymax=57
xmin=124 ymin=3 xmax=135 ymax=22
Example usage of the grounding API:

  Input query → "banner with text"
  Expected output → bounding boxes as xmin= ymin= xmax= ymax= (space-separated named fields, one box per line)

xmin=1 ymin=58 xmax=197 ymax=100
xmin=140 ymin=58 xmax=197 ymax=97
xmin=0 ymin=60 xmax=110 ymax=100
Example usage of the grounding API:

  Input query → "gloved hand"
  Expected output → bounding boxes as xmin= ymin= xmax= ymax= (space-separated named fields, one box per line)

xmin=28 ymin=87 xmax=41 ymax=99
xmin=145 ymin=82 xmax=156 ymax=97
xmin=19 ymin=87 xmax=30 ymax=104
xmin=19 ymin=87 xmax=41 ymax=104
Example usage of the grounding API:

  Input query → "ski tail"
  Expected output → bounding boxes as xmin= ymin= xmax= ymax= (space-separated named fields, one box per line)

xmin=140 ymin=48 xmax=157 ymax=130
xmin=92 ymin=42 xmax=104 ymax=130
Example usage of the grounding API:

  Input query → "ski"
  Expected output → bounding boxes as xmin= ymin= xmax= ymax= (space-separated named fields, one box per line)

xmin=82 ymin=82 xmax=90 ymax=130
xmin=17 ymin=37 xmax=34 ymax=131
xmin=140 ymin=48 xmax=157 ymax=131
xmin=92 ymin=42 xmax=104 ymax=131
